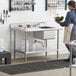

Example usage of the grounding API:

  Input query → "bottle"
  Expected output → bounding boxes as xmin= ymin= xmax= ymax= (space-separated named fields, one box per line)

xmin=0 ymin=48 xmax=3 ymax=52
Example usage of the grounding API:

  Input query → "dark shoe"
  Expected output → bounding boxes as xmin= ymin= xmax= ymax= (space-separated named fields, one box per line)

xmin=64 ymin=59 xmax=69 ymax=62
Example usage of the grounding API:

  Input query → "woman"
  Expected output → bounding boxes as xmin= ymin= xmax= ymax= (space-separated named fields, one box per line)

xmin=59 ymin=1 xmax=76 ymax=58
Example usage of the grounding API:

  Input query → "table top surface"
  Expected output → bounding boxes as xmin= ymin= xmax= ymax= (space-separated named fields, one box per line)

xmin=10 ymin=25 xmax=62 ymax=32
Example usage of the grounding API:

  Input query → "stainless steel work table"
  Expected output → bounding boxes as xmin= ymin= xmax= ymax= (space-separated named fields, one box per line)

xmin=9 ymin=23 xmax=62 ymax=61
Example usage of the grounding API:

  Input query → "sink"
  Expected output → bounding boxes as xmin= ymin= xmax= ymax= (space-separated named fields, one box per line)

xmin=39 ymin=26 xmax=54 ymax=29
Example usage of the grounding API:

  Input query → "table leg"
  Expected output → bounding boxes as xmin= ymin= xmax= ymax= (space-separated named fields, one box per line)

xmin=9 ymin=25 xmax=16 ymax=60
xmin=44 ymin=40 xmax=47 ymax=56
xmin=24 ymin=32 xmax=27 ymax=61
xmin=14 ymin=30 xmax=16 ymax=59
xmin=70 ymin=45 xmax=73 ymax=76
xmin=9 ymin=25 xmax=12 ymax=52
xmin=28 ymin=32 xmax=33 ymax=52
xmin=57 ymin=29 xmax=59 ymax=60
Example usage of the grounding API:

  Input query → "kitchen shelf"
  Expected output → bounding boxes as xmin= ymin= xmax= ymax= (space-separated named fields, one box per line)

xmin=45 ymin=0 xmax=67 ymax=11
xmin=15 ymin=47 xmax=57 ymax=54
xmin=9 ymin=0 xmax=35 ymax=11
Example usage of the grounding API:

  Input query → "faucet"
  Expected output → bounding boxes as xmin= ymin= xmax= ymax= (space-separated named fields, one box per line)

xmin=33 ymin=22 xmax=45 ymax=27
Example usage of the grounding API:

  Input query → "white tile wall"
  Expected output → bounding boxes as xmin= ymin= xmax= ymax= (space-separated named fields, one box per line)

xmin=0 ymin=0 xmax=70 ymax=58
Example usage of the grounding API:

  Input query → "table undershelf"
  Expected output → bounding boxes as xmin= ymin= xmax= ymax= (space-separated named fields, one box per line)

xmin=15 ymin=47 xmax=57 ymax=54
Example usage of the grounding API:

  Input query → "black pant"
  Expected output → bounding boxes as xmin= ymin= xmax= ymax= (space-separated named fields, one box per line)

xmin=65 ymin=44 xmax=70 ymax=51
xmin=65 ymin=44 xmax=76 ymax=58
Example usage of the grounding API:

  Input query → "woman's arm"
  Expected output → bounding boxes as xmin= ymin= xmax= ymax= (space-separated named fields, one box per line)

xmin=60 ymin=12 xmax=71 ymax=27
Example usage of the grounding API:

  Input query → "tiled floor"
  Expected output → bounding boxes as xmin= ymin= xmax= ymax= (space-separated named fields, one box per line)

xmin=0 ymin=54 xmax=73 ymax=76
xmin=0 ymin=68 xmax=68 ymax=76
xmin=0 ymin=67 xmax=76 ymax=76
xmin=0 ymin=53 xmax=69 ymax=65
